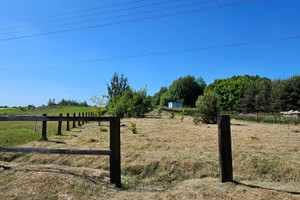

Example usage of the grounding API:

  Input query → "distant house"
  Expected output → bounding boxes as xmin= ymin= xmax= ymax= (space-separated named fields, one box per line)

xmin=168 ymin=102 xmax=183 ymax=108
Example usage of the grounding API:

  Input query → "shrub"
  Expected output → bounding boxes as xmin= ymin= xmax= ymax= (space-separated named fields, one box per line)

xmin=130 ymin=123 xmax=137 ymax=134
xmin=107 ymin=88 xmax=152 ymax=118
xmin=169 ymin=112 xmax=175 ymax=119
xmin=195 ymin=92 xmax=218 ymax=124
xmin=157 ymin=107 xmax=162 ymax=118
xmin=193 ymin=114 xmax=201 ymax=125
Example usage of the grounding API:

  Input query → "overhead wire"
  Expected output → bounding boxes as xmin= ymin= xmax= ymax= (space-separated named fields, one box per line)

xmin=0 ymin=0 xmax=264 ymax=42
xmin=0 ymin=0 xmax=184 ymax=31
xmin=0 ymin=0 xmax=152 ymax=27
xmin=0 ymin=0 xmax=220 ymax=34
xmin=1 ymin=36 xmax=299 ymax=70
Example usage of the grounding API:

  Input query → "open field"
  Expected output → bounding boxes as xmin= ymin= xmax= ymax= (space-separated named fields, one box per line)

xmin=0 ymin=107 xmax=94 ymax=147
xmin=0 ymin=111 xmax=300 ymax=199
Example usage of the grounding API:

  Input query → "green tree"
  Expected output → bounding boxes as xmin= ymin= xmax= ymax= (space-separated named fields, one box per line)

xmin=205 ymin=75 xmax=259 ymax=111
xmin=107 ymin=72 xmax=130 ymax=100
xmin=270 ymin=75 xmax=300 ymax=111
xmin=107 ymin=88 xmax=152 ymax=118
xmin=152 ymin=86 xmax=168 ymax=106
xmin=195 ymin=92 xmax=218 ymax=124
xmin=160 ymin=75 xmax=205 ymax=107
xmin=240 ymin=78 xmax=272 ymax=112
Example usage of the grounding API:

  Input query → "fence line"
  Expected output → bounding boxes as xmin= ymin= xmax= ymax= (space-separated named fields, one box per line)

xmin=0 ymin=113 xmax=121 ymax=188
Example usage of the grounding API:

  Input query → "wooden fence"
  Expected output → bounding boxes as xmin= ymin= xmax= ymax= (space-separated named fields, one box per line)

xmin=0 ymin=113 xmax=121 ymax=188
xmin=225 ymin=112 xmax=300 ymax=125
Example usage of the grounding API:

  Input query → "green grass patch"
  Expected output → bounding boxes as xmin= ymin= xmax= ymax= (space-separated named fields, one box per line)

xmin=0 ymin=106 xmax=94 ymax=147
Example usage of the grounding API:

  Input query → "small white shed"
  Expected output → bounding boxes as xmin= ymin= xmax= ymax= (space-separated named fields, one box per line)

xmin=168 ymin=102 xmax=183 ymax=108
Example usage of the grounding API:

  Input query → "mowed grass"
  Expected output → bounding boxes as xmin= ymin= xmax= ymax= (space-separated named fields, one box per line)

xmin=0 ymin=106 xmax=94 ymax=147
xmin=0 ymin=111 xmax=299 ymax=199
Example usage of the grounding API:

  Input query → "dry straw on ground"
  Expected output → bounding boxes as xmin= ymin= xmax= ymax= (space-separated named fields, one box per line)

xmin=0 ymin=112 xmax=299 ymax=199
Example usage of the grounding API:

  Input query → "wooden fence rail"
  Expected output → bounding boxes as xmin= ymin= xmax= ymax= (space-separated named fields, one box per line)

xmin=0 ymin=113 xmax=121 ymax=188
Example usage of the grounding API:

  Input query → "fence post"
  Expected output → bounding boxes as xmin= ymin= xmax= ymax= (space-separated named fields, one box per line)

xmin=82 ymin=112 xmax=85 ymax=125
xmin=57 ymin=113 xmax=63 ymax=135
xmin=85 ymin=112 xmax=88 ymax=123
xmin=78 ymin=113 xmax=81 ymax=126
xmin=218 ymin=114 xmax=233 ymax=183
xmin=73 ymin=113 xmax=76 ymax=128
xmin=274 ymin=113 xmax=277 ymax=124
xmin=67 ymin=113 xmax=70 ymax=131
xmin=256 ymin=112 xmax=259 ymax=122
xmin=110 ymin=117 xmax=121 ymax=188
xmin=42 ymin=113 xmax=48 ymax=141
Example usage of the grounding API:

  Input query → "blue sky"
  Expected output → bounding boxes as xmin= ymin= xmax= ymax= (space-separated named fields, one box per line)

xmin=0 ymin=0 xmax=299 ymax=106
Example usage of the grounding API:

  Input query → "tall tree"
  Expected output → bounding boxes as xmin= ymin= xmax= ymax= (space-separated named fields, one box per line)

xmin=240 ymin=77 xmax=272 ymax=112
xmin=205 ymin=75 xmax=259 ymax=111
xmin=107 ymin=72 xmax=130 ymax=100
xmin=160 ymin=75 xmax=205 ymax=106
xmin=152 ymin=86 xmax=168 ymax=106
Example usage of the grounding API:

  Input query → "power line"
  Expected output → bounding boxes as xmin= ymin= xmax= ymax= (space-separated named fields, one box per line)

xmin=0 ymin=0 xmax=220 ymax=35
xmin=1 ymin=36 xmax=299 ymax=70
xmin=0 ymin=0 xmax=183 ymax=30
xmin=0 ymin=0 xmax=264 ymax=42
xmin=0 ymin=0 xmax=151 ymax=27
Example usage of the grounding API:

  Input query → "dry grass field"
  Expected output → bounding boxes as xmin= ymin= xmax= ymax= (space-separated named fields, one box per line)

xmin=0 ymin=112 xmax=299 ymax=199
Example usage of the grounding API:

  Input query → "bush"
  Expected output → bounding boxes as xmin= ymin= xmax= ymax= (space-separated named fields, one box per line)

xmin=169 ymin=112 xmax=175 ymax=119
xmin=130 ymin=123 xmax=137 ymax=134
xmin=107 ymin=88 xmax=152 ymax=118
xmin=157 ymin=107 xmax=162 ymax=117
xmin=193 ymin=114 xmax=201 ymax=125
xmin=195 ymin=92 xmax=218 ymax=124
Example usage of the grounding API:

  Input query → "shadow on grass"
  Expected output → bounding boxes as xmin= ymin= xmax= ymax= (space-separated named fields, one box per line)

xmin=233 ymin=180 xmax=300 ymax=195
xmin=231 ymin=123 xmax=247 ymax=126
xmin=38 ymin=140 xmax=66 ymax=144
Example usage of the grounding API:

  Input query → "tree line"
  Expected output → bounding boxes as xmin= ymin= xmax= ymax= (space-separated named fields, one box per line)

xmin=153 ymin=74 xmax=300 ymax=112
xmin=96 ymin=73 xmax=299 ymax=119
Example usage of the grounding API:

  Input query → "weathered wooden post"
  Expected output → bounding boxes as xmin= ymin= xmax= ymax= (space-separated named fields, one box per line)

xmin=66 ymin=113 xmax=70 ymax=131
xmin=82 ymin=112 xmax=85 ymax=125
xmin=110 ymin=117 xmax=121 ymax=188
xmin=57 ymin=113 xmax=63 ymax=135
xmin=42 ymin=113 xmax=48 ymax=140
xmin=85 ymin=112 xmax=88 ymax=123
xmin=218 ymin=114 xmax=233 ymax=182
xmin=78 ymin=113 xmax=81 ymax=126
xmin=73 ymin=113 xmax=76 ymax=128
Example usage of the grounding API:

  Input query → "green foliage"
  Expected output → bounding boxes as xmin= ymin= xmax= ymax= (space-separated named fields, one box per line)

xmin=180 ymin=115 xmax=184 ymax=122
xmin=169 ymin=112 xmax=175 ymax=119
xmin=107 ymin=72 xmax=130 ymax=100
xmin=152 ymin=87 xmax=168 ymax=106
xmin=240 ymin=78 xmax=272 ymax=112
xmin=47 ymin=98 xmax=88 ymax=107
xmin=270 ymin=75 xmax=300 ymax=111
xmin=159 ymin=75 xmax=205 ymax=107
xmin=159 ymin=91 xmax=170 ymax=107
xmin=157 ymin=107 xmax=162 ymax=118
xmin=205 ymin=75 xmax=259 ymax=111
xmin=192 ymin=114 xmax=201 ymax=125
xmin=195 ymin=92 xmax=219 ymax=124
xmin=180 ymin=109 xmax=185 ymax=122
xmin=107 ymin=88 xmax=152 ymax=118
xmin=130 ymin=123 xmax=137 ymax=134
